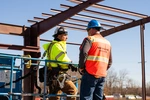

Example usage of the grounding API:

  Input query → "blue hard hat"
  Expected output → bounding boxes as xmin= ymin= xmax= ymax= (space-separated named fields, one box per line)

xmin=87 ymin=20 xmax=102 ymax=30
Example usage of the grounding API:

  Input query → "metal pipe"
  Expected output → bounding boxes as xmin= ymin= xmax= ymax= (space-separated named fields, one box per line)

xmin=43 ymin=61 xmax=48 ymax=100
xmin=9 ymin=57 xmax=14 ymax=100
xmin=0 ymin=67 xmax=22 ymax=70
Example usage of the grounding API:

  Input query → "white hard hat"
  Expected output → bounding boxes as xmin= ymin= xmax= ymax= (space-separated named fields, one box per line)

xmin=53 ymin=26 xmax=68 ymax=37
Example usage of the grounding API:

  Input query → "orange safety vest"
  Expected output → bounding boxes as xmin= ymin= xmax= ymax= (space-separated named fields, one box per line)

xmin=85 ymin=35 xmax=111 ymax=77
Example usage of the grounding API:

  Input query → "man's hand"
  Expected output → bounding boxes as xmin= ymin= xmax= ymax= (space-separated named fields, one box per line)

xmin=78 ymin=68 xmax=85 ymax=75
xmin=68 ymin=64 xmax=78 ymax=72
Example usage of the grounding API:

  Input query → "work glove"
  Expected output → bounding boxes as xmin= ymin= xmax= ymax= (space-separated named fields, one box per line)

xmin=68 ymin=64 xmax=78 ymax=72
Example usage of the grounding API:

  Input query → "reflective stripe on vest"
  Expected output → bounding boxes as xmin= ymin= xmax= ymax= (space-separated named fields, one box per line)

xmin=87 ymin=55 xmax=109 ymax=64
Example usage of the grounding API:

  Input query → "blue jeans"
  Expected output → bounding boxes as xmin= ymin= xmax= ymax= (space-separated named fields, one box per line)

xmin=80 ymin=72 xmax=105 ymax=100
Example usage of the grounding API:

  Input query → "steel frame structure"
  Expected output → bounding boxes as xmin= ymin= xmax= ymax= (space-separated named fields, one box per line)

xmin=0 ymin=0 xmax=149 ymax=100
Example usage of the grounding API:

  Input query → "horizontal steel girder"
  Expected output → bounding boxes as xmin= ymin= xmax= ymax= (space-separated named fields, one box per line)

xmin=101 ymin=16 xmax=150 ymax=37
xmin=0 ymin=23 xmax=29 ymax=36
xmin=0 ymin=43 xmax=39 ymax=52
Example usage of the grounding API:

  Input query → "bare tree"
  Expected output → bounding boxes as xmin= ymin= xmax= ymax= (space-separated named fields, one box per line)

xmin=146 ymin=82 xmax=150 ymax=96
xmin=126 ymin=78 xmax=141 ymax=95
xmin=104 ymin=68 xmax=148 ymax=96
xmin=117 ymin=69 xmax=128 ymax=94
xmin=105 ymin=68 xmax=118 ymax=94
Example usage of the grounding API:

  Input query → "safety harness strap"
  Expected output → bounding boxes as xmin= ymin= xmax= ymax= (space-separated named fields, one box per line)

xmin=47 ymin=42 xmax=66 ymax=67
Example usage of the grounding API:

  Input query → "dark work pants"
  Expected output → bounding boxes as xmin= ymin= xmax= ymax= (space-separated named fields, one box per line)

xmin=80 ymin=72 xmax=105 ymax=100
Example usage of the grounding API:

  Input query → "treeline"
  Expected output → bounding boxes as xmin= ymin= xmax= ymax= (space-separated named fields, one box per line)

xmin=104 ymin=68 xmax=150 ymax=96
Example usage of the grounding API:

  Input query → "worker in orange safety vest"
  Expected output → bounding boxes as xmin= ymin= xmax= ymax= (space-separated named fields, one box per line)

xmin=78 ymin=19 xmax=112 ymax=100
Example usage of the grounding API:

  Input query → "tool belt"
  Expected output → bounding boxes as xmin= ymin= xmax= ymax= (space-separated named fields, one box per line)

xmin=49 ymin=72 xmax=70 ymax=94
xmin=39 ymin=66 xmax=59 ymax=83
xmin=48 ymin=68 xmax=70 ymax=94
xmin=39 ymin=66 xmax=69 ymax=84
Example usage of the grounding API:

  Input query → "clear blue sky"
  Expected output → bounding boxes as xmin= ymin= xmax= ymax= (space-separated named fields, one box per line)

xmin=0 ymin=0 xmax=150 ymax=85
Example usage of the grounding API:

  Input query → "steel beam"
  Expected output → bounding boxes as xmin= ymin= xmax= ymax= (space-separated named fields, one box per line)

xmin=41 ymin=13 xmax=115 ymax=28
xmin=40 ymin=39 xmax=80 ymax=46
xmin=0 ymin=23 xmax=28 ymax=36
xmin=51 ymin=9 xmax=125 ymax=25
xmin=92 ymin=4 xmax=148 ymax=18
xmin=101 ymin=16 xmax=150 ymax=37
xmin=61 ymin=4 xmax=135 ymax=21
xmin=0 ymin=43 xmax=39 ymax=52
xmin=24 ymin=15 xmax=41 ymax=100
xmin=140 ymin=24 xmax=146 ymax=100
xmin=31 ymin=0 xmax=104 ymax=36
xmin=69 ymin=0 xmax=148 ymax=18
xmin=58 ymin=24 xmax=85 ymax=31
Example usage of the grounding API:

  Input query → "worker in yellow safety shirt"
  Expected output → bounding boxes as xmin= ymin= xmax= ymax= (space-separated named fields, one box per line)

xmin=42 ymin=26 xmax=78 ymax=100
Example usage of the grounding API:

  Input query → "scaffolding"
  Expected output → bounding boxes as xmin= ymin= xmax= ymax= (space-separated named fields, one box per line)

xmin=0 ymin=53 xmax=79 ymax=100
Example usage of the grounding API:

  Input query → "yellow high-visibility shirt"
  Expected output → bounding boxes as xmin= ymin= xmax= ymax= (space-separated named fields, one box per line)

xmin=43 ymin=40 xmax=71 ymax=69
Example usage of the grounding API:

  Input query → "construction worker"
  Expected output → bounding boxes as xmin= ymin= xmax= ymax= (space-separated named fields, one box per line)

xmin=42 ymin=26 xmax=78 ymax=100
xmin=78 ymin=20 xmax=112 ymax=100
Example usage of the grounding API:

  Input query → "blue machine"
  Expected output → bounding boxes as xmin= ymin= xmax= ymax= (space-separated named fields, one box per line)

xmin=0 ymin=54 xmax=22 ymax=100
xmin=0 ymin=53 xmax=80 ymax=100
